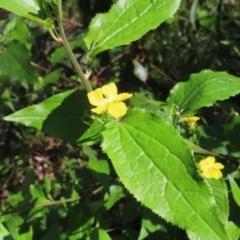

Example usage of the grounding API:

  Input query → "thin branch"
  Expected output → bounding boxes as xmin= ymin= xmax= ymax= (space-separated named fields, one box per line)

xmin=30 ymin=62 xmax=82 ymax=89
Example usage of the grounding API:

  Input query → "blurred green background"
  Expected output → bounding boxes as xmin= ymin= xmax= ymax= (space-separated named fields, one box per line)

xmin=0 ymin=0 xmax=240 ymax=239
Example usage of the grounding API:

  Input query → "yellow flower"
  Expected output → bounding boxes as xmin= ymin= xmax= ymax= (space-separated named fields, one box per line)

xmin=182 ymin=116 xmax=200 ymax=130
xmin=87 ymin=83 xmax=132 ymax=119
xmin=198 ymin=156 xmax=224 ymax=180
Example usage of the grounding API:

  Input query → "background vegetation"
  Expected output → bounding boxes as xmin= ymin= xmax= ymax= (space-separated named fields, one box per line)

xmin=1 ymin=0 xmax=240 ymax=239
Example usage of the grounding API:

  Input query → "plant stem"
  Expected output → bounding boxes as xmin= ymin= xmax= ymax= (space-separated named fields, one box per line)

xmin=58 ymin=21 xmax=93 ymax=92
xmin=48 ymin=27 xmax=61 ymax=42
xmin=34 ymin=196 xmax=81 ymax=208
xmin=187 ymin=141 xmax=240 ymax=163
xmin=57 ymin=1 xmax=92 ymax=92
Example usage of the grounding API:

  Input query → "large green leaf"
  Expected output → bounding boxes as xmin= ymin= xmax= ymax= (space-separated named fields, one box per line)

xmin=4 ymin=90 xmax=89 ymax=143
xmin=0 ymin=0 xmax=52 ymax=28
xmin=101 ymin=109 xmax=230 ymax=239
xmin=167 ymin=70 xmax=240 ymax=116
xmin=84 ymin=0 xmax=180 ymax=57
xmin=0 ymin=42 xmax=37 ymax=85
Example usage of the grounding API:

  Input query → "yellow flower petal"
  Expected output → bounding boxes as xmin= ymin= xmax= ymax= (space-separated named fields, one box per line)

xmin=202 ymin=169 xmax=215 ymax=179
xmin=213 ymin=163 xmax=224 ymax=170
xmin=108 ymin=102 xmax=127 ymax=119
xmin=91 ymin=105 xmax=108 ymax=115
xmin=198 ymin=156 xmax=215 ymax=171
xmin=115 ymin=93 xmax=133 ymax=102
xmin=88 ymin=89 xmax=106 ymax=106
xmin=203 ymin=169 xmax=222 ymax=180
xmin=101 ymin=83 xmax=118 ymax=101
xmin=198 ymin=156 xmax=224 ymax=180
xmin=212 ymin=170 xmax=223 ymax=180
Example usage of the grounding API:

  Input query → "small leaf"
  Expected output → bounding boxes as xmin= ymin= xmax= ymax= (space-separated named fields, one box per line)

xmin=78 ymin=120 xmax=102 ymax=145
xmin=43 ymin=68 xmax=62 ymax=85
xmin=104 ymin=185 xmax=125 ymax=210
xmin=6 ymin=16 xmax=31 ymax=49
xmin=224 ymin=116 xmax=240 ymax=155
xmin=0 ymin=0 xmax=52 ymax=28
xmin=138 ymin=208 xmax=170 ymax=239
xmin=84 ymin=0 xmax=180 ymax=57
xmin=4 ymin=90 xmax=89 ymax=143
xmin=88 ymin=159 xmax=110 ymax=191
xmin=228 ymin=175 xmax=240 ymax=207
xmin=102 ymin=109 xmax=230 ymax=239
xmin=50 ymin=38 xmax=86 ymax=64
xmin=0 ymin=223 xmax=10 ymax=239
xmin=167 ymin=70 xmax=240 ymax=116
xmin=87 ymin=228 xmax=111 ymax=240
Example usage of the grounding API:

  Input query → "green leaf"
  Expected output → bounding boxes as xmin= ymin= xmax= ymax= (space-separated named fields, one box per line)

xmin=84 ymin=0 xmax=180 ymax=57
xmin=43 ymin=68 xmax=62 ymax=85
xmin=4 ymin=90 xmax=89 ymax=143
xmin=68 ymin=203 xmax=94 ymax=239
xmin=50 ymin=38 xmax=86 ymax=64
xmin=0 ymin=223 xmax=10 ymax=239
xmin=167 ymin=70 xmax=240 ymax=116
xmin=228 ymin=175 xmax=240 ymax=207
xmin=11 ymin=17 xmax=31 ymax=50
xmin=29 ymin=185 xmax=50 ymax=204
xmin=0 ymin=214 xmax=25 ymax=240
xmin=104 ymin=185 xmax=125 ymax=210
xmin=226 ymin=222 xmax=240 ymax=240
xmin=88 ymin=159 xmax=110 ymax=191
xmin=101 ymin=109 xmax=230 ymax=239
xmin=44 ymin=175 xmax=52 ymax=194
xmin=16 ymin=227 xmax=33 ymax=240
xmin=186 ymin=179 xmax=229 ymax=239
xmin=78 ymin=120 xmax=102 ymax=145
xmin=0 ymin=42 xmax=37 ymax=85
xmin=138 ymin=208 xmax=170 ymax=240
xmin=207 ymin=179 xmax=229 ymax=225
xmin=87 ymin=228 xmax=111 ymax=240
xmin=0 ymin=0 xmax=52 ymax=28
xmin=3 ymin=16 xmax=31 ymax=49
xmin=224 ymin=116 xmax=240 ymax=156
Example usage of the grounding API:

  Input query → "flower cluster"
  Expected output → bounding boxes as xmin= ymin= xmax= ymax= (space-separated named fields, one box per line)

xmin=87 ymin=83 xmax=132 ymax=119
xmin=182 ymin=116 xmax=200 ymax=130
xmin=198 ymin=156 xmax=224 ymax=180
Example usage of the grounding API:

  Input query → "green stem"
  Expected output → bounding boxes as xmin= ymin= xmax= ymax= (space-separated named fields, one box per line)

xmin=187 ymin=141 xmax=240 ymax=162
xmin=1 ymin=196 xmax=81 ymax=216
xmin=48 ymin=27 xmax=61 ymax=42
xmin=34 ymin=196 xmax=81 ymax=208
xmin=57 ymin=19 xmax=92 ymax=92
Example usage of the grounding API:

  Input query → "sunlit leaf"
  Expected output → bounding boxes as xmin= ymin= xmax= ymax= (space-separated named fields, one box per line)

xmin=84 ymin=0 xmax=180 ymax=57
xmin=167 ymin=70 xmax=240 ymax=116
xmin=0 ymin=0 xmax=52 ymax=28
xmin=102 ymin=109 xmax=230 ymax=239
